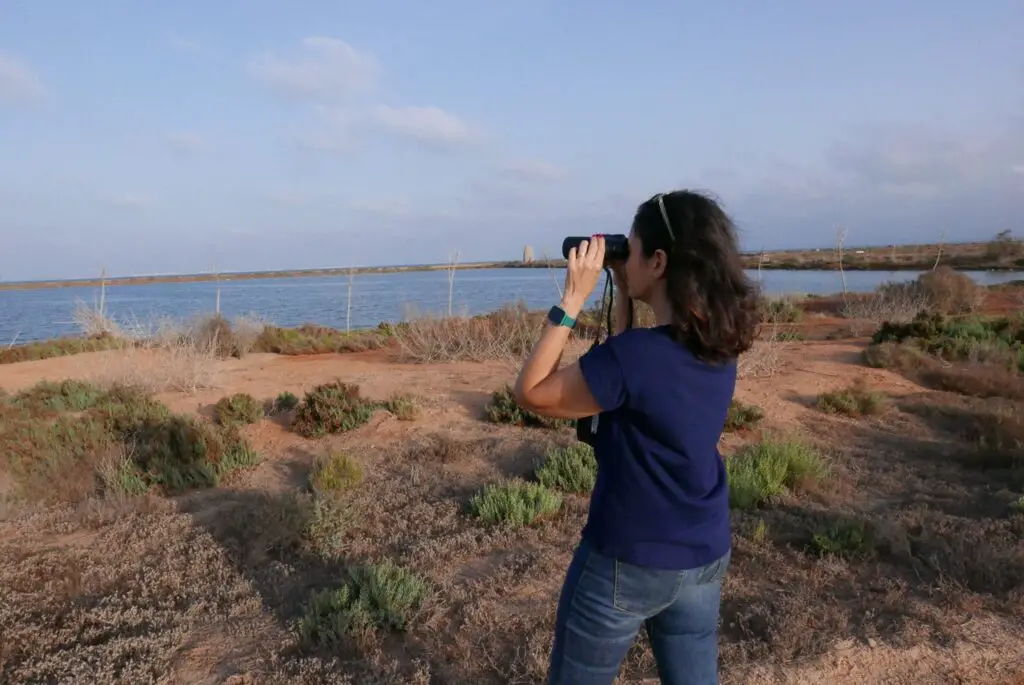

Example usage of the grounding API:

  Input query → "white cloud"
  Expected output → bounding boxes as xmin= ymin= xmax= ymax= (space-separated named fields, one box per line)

xmin=296 ymin=105 xmax=360 ymax=154
xmin=167 ymin=131 xmax=208 ymax=153
xmin=1012 ymin=163 xmax=1024 ymax=175
xmin=249 ymin=37 xmax=376 ymax=102
xmin=368 ymin=105 xmax=480 ymax=148
xmin=0 ymin=54 xmax=46 ymax=103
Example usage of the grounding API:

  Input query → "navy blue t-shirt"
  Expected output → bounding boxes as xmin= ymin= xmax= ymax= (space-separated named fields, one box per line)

xmin=576 ymin=325 xmax=733 ymax=570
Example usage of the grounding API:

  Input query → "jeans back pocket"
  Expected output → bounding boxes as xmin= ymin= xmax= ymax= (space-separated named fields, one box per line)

xmin=612 ymin=560 xmax=683 ymax=616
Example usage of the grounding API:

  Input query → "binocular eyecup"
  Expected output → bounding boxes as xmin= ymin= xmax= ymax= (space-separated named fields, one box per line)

xmin=560 ymin=234 xmax=629 ymax=264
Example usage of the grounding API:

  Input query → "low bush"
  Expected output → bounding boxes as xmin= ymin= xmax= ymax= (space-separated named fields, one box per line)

xmin=469 ymin=480 xmax=563 ymax=526
xmin=761 ymin=294 xmax=805 ymax=323
xmin=725 ymin=436 xmax=828 ymax=509
xmin=0 ymin=383 xmax=261 ymax=502
xmin=0 ymin=334 xmax=128 ymax=365
xmin=270 ymin=391 xmax=300 ymax=414
xmin=254 ymin=324 xmax=391 ymax=355
xmin=309 ymin=451 xmax=364 ymax=495
xmin=817 ymin=379 xmax=887 ymax=417
xmin=297 ymin=559 xmax=429 ymax=647
xmin=381 ymin=393 xmax=417 ymax=421
xmin=809 ymin=519 xmax=874 ymax=559
xmin=535 ymin=443 xmax=597 ymax=493
xmin=213 ymin=392 xmax=264 ymax=426
xmin=725 ymin=399 xmax=765 ymax=432
xmin=292 ymin=381 xmax=375 ymax=438
xmin=866 ymin=312 xmax=1024 ymax=400
xmin=916 ymin=266 xmax=984 ymax=314
xmin=12 ymin=379 xmax=108 ymax=414
xmin=484 ymin=385 xmax=574 ymax=429
xmin=129 ymin=416 xmax=259 ymax=493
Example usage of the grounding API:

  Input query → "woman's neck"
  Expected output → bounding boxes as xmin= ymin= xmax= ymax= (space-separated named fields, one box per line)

xmin=648 ymin=288 xmax=674 ymax=327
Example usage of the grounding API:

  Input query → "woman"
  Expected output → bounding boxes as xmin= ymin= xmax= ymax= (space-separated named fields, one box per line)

xmin=513 ymin=190 xmax=759 ymax=685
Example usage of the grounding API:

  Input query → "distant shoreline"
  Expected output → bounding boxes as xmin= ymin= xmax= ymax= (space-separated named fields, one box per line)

xmin=0 ymin=240 xmax=1018 ymax=291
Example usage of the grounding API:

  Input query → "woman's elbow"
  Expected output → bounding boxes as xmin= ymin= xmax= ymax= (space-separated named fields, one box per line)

xmin=512 ymin=380 xmax=542 ymax=412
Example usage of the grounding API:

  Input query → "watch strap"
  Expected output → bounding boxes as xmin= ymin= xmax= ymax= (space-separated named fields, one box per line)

xmin=547 ymin=305 xmax=577 ymax=329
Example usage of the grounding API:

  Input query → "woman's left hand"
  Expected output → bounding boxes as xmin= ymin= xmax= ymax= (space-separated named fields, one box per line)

xmin=562 ymin=236 xmax=605 ymax=314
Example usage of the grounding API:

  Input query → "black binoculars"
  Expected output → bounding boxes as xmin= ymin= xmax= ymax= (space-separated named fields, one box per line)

xmin=560 ymin=234 xmax=629 ymax=263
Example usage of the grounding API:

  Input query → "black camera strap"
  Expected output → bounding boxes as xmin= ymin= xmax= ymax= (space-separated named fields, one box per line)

xmin=576 ymin=267 xmax=631 ymax=444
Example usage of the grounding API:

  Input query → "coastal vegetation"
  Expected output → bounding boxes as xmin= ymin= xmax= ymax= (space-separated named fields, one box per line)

xmin=0 ymin=268 xmax=1022 ymax=683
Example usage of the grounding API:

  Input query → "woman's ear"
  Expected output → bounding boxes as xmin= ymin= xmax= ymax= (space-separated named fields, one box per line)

xmin=652 ymin=249 xmax=669 ymax=279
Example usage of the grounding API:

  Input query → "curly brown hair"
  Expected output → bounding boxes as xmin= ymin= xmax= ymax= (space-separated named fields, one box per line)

xmin=632 ymin=190 xmax=760 ymax=363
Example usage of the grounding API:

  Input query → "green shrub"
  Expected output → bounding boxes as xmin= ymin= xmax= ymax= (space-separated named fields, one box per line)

xmin=130 ymin=416 xmax=227 ymax=492
xmin=725 ymin=436 xmax=828 ymax=509
xmin=0 ymin=335 xmax=127 ymax=365
xmin=535 ymin=443 xmax=597 ymax=493
xmin=292 ymin=381 xmax=375 ymax=438
xmin=381 ymin=393 xmax=417 ymax=421
xmin=268 ymin=391 xmax=300 ymax=414
xmin=871 ymin=312 xmax=1024 ymax=369
xmin=484 ymin=385 xmax=574 ymax=429
xmin=810 ymin=519 xmax=874 ymax=558
xmin=725 ymin=399 xmax=765 ymax=432
xmin=761 ymin=295 xmax=805 ymax=323
xmin=469 ymin=480 xmax=563 ymax=526
xmin=255 ymin=325 xmax=390 ymax=355
xmin=297 ymin=559 xmax=429 ymax=646
xmin=817 ymin=379 xmax=887 ymax=417
xmin=13 ymin=379 xmax=108 ymax=414
xmin=0 ymin=382 xmax=260 ymax=501
xmin=309 ymin=451 xmax=364 ymax=495
xmin=213 ymin=392 xmax=264 ymax=426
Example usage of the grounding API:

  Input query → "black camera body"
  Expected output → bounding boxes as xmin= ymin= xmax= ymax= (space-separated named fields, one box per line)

xmin=561 ymin=234 xmax=629 ymax=263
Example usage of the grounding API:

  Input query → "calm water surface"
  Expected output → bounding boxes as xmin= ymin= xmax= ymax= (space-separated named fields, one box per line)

xmin=1 ymin=268 xmax=1020 ymax=344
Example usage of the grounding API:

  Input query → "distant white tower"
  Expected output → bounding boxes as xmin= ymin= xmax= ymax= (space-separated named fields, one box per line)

xmin=523 ymin=245 xmax=535 ymax=263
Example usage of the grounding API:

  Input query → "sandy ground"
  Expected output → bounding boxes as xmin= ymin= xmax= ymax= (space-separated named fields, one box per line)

xmin=1 ymin=338 xmax=1023 ymax=684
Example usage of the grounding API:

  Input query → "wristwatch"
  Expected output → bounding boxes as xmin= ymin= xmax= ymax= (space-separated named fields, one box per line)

xmin=547 ymin=304 xmax=577 ymax=329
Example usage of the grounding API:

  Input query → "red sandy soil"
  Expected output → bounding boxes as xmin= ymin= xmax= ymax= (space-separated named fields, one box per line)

xmin=1 ymin=338 xmax=1022 ymax=684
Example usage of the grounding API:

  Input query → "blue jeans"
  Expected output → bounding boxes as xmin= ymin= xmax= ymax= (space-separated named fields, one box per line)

xmin=547 ymin=539 xmax=730 ymax=685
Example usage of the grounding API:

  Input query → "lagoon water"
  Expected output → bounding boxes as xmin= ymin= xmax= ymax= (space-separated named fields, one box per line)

xmin=1 ymin=268 xmax=1021 ymax=344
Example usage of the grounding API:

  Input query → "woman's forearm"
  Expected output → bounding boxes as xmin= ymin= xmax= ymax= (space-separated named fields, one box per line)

xmin=514 ymin=296 xmax=583 ymax=399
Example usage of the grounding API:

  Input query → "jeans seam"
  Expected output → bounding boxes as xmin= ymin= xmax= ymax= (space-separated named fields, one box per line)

xmin=551 ymin=546 xmax=595 ymax=683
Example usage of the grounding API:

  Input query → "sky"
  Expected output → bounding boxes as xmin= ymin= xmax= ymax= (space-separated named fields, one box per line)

xmin=1 ymin=1 xmax=1022 ymax=281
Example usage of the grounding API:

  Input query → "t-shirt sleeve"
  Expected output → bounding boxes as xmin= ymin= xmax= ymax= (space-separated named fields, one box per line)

xmin=577 ymin=338 xmax=628 ymax=412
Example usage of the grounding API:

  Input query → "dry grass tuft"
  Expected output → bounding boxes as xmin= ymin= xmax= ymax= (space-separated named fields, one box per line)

xmin=309 ymin=451 xmax=364 ymax=495
xmin=392 ymin=302 xmax=544 ymax=363
xmin=381 ymin=393 xmax=418 ymax=421
xmin=725 ymin=398 xmax=765 ymax=432
xmin=817 ymin=378 xmax=888 ymax=417
xmin=738 ymin=318 xmax=792 ymax=379
xmin=760 ymin=294 xmax=806 ymax=323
